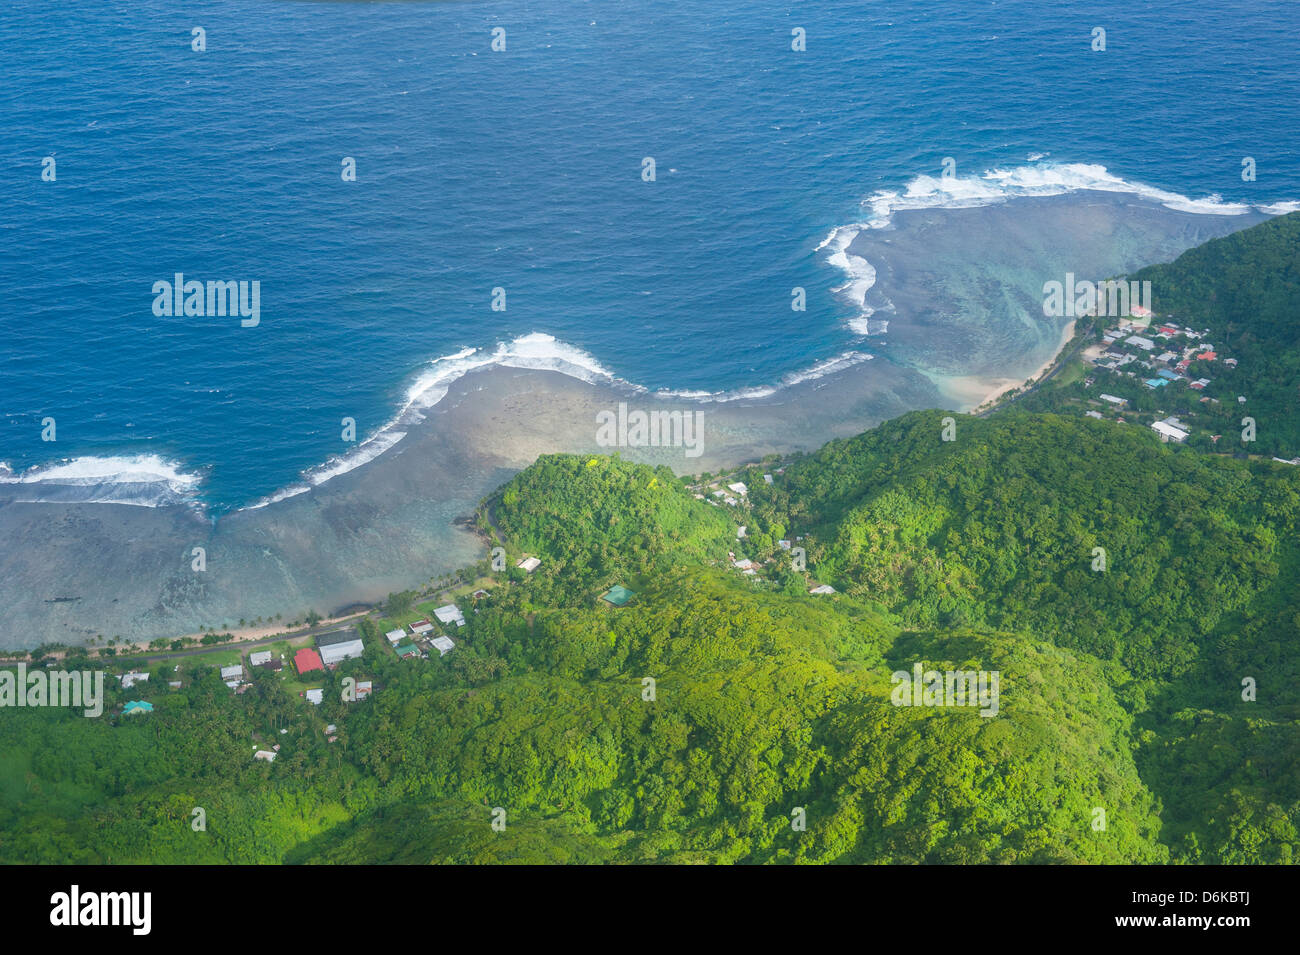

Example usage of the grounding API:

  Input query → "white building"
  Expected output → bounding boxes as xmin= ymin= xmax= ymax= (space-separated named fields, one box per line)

xmin=1151 ymin=420 xmax=1188 ymax=443
xmin=118 ymin=671 xmax=150 ymax=689
xmin=249 ymin=651 xmax=272 ymax=667
xmin=433 ymin=604 xmax=466 ymax=628
xmin=220 ymin=664 xmax=244 ymax=682
xmin=431 ymin=636 xmax=456 ymax=657
xmin=384 ymin=628 xmax=406 ymax=645
xmin=809 ymin=584 xmax=836 ymax=595
xmin=727 ymin=482 xmax=748 ymax=496
xmin=1126 ymin=335 xmax=1156 ymax=351
xmin=305 ymin=689 xmax=324 ymax=705
xmin=1098 ymin=393 xmax=1127 ymax=406
xmin=517 ymin=556 xmax=541 ymax=572
xmin=317 ymin=631 xmax=365 ymax=666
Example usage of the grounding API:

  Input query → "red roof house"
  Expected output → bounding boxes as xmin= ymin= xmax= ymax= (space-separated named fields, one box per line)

xmin=294 ymin=647 xmax=324 ymax=675
xmin=1197 ymin=351 xmax=1217 ymax=361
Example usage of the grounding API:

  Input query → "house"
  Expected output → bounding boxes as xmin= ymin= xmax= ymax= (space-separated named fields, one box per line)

xmin=778 ymin=539 xmax=792 ymax=550
xmin=1196 ymin=350 xmax=1217 ymax=361
xmin=395 ymin=643 xmax=421 ymax=659
xmin=1098 ymin=393 xmax=1127 ymax=406
xmin=1189 ymin=378 xmax=1211 ymax=390
xmin=600 ymin=585 xmax=636 ymax=607
xmin=471 ymin=589 xmax=490 ymax=598
xmin=1151 ymin=419 xmax=1188 ymax=443
xmin=763 ymin=474 xmax=774 ymax=485
xmin=220 ymin=664 xmax=244 ymax=683
xmin=118 ymin=671 xmax=150 ymax=689
xmin=355 ymin=680 xmax=372 ymax=700
xmin=257 ymin=658 xmax=283 ymax=672
xmin=304 ymin=688 xmax=324 ymax=705
xmin=168 ymin=680 xmax=182 ymax=689
xmin=517 ymin=556 xmax=541 ymax=573
xmin=1155 ymin=351 xmax=1178 ymax=364
xmin=249 ymin=651 xmax=272 ymax=667
xmin=1156 ymin=369 xmax=1180 ymax=381
xmin=410 ymin=619 xmax=435 ymax=636
xmin=727 ymin=482 xmax=748 ymax=496
xmin=254 ymin=750 xmax=277 ymax=762
xmin=122 ymin=701 xmax=154 ymax=716
xmin=384 ymin=628 xmax=406 ymax=646
xmin=433 ymin=604 xmax=466 ymax=628
xmin=1125 ymin=335 xmax=1156 ymax=351
xmin=318 ymin=630 xmax=365 ymax=666
xmin=1085 ymin=410 xmax=1104 ymax=419
xmin=294 ymin=648 xmax=325 ymax=676
xmin=809 ymin=584 xmax=836 ymax=595
xmin=431 ymin=636 xmax=456 ymax=657
xmin=737 ymin=526 xmax=747 ymax=539
xmin=733 ymin=558 xmax=754 ymax=570
xmin=1144 ymin=378 xmax=1168 ymax=389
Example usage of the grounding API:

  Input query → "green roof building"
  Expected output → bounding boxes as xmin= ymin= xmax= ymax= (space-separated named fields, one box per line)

xmin=122 ymin=701 xmax=154 ymax=715
xmin=396 ymin=643 xmax=421 ymax=658
xmin=600 ymin=584 xmax=636 ymax=607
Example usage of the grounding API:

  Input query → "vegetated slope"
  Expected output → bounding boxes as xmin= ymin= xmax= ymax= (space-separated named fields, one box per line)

xmin=751 ymin=411 xmax=1298 ymax=684
xmin=485 ymin=453 xmax=735 ymax=596
xmin=329 ymin=569 xmax=1165 ymax=863
xmin=4 ymin=408 xmax=1298 ymax=862
xmin=1 ymin=462 xmax=1167 ymax=864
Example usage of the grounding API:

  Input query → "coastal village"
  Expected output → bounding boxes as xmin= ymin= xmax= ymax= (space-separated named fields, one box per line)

xmin=13 ymin=547 xmax=659 ymax=766
xmin=1026 ymin=303 xmax=1299 ymax=465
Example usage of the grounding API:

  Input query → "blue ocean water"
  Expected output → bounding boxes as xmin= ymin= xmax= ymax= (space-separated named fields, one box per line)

xmin=2 ymin=0 xmax=1298 ymax=510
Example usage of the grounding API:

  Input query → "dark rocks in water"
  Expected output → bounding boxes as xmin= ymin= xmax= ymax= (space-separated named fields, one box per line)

xmin=331 ymin=603 xmax=371 ymax=618
xmin=44 ymin=596 xmax=81 ymax=603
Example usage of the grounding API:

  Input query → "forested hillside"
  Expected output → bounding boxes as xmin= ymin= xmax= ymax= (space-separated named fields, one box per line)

xmin=4 ymin=426 xmax=1296 ymax=863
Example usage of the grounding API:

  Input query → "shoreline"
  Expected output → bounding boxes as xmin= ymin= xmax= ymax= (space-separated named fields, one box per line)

xmin=962 ymin=319 xmax=1078 ymax=413
xmin=0 ymin=192 xmax=1271 ymax=649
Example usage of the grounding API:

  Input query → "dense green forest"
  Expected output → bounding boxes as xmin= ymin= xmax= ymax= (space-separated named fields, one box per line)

xmin=1 ymin=214 xmax=1297 ymax=864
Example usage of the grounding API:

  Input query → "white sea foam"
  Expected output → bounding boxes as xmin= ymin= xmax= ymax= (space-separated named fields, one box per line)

xmin=20 ymin=162 xmax=1292 ymax=514
xmin=245 ymin=333 xmax=624 ymax=510
xmin=247 ymin=338 xmax=874 ymax=508
xmin=819 ymin=159 xmax=1292 ymax=335
xmin=0 ymin=453 xmax=202 ymax=507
